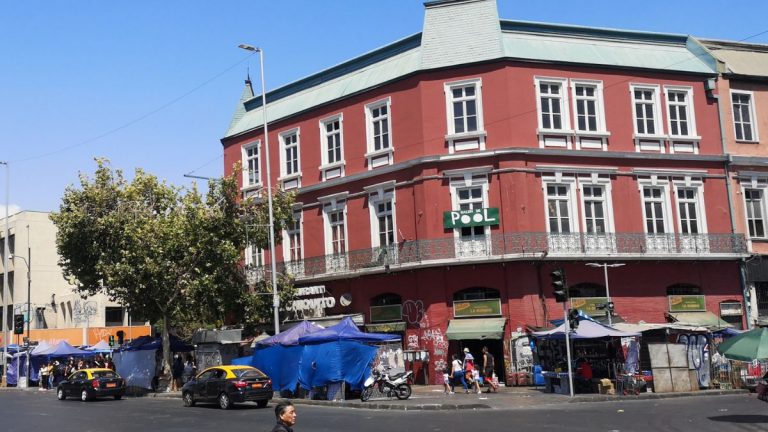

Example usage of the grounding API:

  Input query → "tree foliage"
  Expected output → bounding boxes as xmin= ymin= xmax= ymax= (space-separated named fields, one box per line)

xmin=50 ymin=159 xmax=296 ymax=375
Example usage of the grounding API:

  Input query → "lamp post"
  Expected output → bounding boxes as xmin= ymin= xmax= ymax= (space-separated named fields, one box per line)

xmin=238 ymin=44 xmax=280 ymax=335
xmin=585 ymin=262 xmax=625 ymax=326
xmin=1 ymin=160 xmax=8 ymax=384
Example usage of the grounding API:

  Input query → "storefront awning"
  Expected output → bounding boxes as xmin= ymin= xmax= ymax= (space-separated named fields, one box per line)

xmin=666 ymin=311 xmax=733 ymax=329
xmin=446 ymin=318 xmax=506 ymax=340
xmin=365 ymin=321 xmax=406 ymax=333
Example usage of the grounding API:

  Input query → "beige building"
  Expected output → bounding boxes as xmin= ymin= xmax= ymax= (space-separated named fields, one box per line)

xmin=1 ymin=211 xmax=132 ymax=340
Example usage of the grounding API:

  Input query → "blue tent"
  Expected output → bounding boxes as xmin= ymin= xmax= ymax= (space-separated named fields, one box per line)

xmin=123 ymin=335 xmax=193 ymax=352
xmin=36 ymin=341 xmax=91 ymax=357
xmin=298 ymin=317 xmax=400 ymax=344
xmin=256 ymin=321 xmax=324 ymax=347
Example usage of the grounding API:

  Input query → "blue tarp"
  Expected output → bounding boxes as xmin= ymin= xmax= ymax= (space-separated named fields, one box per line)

xmin=298 ymin=340 xmax=378 ymax=391
xmin=34 ymin=341 xmax=91 ymax=357
xmin=256 ymin=321 xmax=324 ymax=347
xmin=298 ymin=317 xmax=400 ymax=344
xmin=252 ymin=345 xmax=305 ymax=392
xmin=123 ymin=335 xmax=193 ymax=352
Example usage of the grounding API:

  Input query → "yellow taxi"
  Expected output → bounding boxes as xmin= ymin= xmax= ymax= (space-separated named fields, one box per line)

xmin=181 ymin=365 xmax=272 ymax=409
xmin=56 ymin=368 xmax=125 ymax=402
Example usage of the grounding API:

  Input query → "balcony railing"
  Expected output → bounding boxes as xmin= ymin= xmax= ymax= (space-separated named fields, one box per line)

xmin=248 ymin=232 xmax=747 ymax=282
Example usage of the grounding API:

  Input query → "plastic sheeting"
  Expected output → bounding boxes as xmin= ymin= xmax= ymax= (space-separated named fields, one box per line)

xmin=114 ymin=350 xmax=156 ymax=389
xmin=256 ymin=321 xmax=324 ymax=347
xmin=299 ymin=317 xmax=400 ymax=344
xmin=298 ymin=341 xmax=378 ymax=391
xmin=252 ymin=345 xmax=304 ymax=392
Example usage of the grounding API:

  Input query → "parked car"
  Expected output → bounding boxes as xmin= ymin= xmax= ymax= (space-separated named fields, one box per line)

xmin=57 ymin=368 xmax=125 ymax=402
xmin=181 ymin=365 xmax=272 ymax=409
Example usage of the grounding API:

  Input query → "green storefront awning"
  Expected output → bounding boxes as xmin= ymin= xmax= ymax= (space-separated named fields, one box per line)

xmin=365 ymin=321 xmax=406 ymax=333
xmin=666 ymin=311 xmax=733 ymax=329
xmin=446 ymin=318 xmax=507 ymax=340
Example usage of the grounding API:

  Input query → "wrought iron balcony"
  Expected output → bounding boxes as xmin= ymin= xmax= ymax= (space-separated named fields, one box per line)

xmin=247 ymin=232 xmax=747 ymax=282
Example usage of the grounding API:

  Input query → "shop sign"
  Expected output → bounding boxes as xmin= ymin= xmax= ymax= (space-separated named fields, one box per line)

xmin=668 ymin=295 xmax=706 ymax=312
xmin=443 ymin=207 xmax=499 ymax=229
xmin=370 ymin=304 xmax=403 ymax=323
xmin=288 ymin=285 xmax=336 ymax=311
xmin=453 ymin=299 xmax=502 ymax=318
xmin=570 ymin=297 xmax=609 ymax=316
xmin=719 ymin=302 xmax=743 ymax=317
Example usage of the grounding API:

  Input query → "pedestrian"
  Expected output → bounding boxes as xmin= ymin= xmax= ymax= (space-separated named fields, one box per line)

xmin=450 ymin=354 xmax=468 ymax=393
xmin=482 ymin=346 xmax=498 ymax=393
xmin=271 ymin=401 xmax=297 ymax=432
xmin=171 ymin=354 xmax=183 ymax=391
xmin=182 ymin=354 xmax=196 ymax=384
xmin=39 ymin=362 xmax=50 ymax=390
xmin=464 ymin=356 xmax=481 ymax=394
xmin=442 ymin=366 xmax=452 ymax=394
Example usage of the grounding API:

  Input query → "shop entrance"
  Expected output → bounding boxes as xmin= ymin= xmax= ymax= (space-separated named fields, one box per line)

xmin=456 ymin=339 xmax=504 ymax=384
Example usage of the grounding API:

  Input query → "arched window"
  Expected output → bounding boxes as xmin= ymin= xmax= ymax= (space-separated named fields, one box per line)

xmin=569 ymin=283 xmax=606 ymax=298
xmin=453 ymin=287 xmax=500 ymax=301
xmin=666 ymin=284 xmax=702 ymax=296
xmin=371 ymin=293 xmax=401 ymax=306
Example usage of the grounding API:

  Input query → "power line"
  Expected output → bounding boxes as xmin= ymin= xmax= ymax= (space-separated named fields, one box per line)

xmin=11 ymin=53 xmax=256 ymax=164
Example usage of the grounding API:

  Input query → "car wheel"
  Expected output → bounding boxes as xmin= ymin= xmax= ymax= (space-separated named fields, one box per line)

xmin=80 ymin=389 xmax=90 ymax=402
xmin=256 ymin=399 xmax=268 ymax=408
xmin=183 ymin=392 xmax=195 ymax=407
xmin=218 ymin=392 xmax=232 ymax=410
xmin=114 ymin=395 xmax=122 ymax=400
xmin=57 ymin=388 xmax=66 ymax=400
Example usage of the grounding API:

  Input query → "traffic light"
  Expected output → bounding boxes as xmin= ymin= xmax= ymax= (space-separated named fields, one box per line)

xmin=551 ymin=268 xmax=568 ymax=302
xmin=108 ymin=335 xmax=115 ymax=347
xmin=116 ymin=330 xmax=125 ymax=346
xmin=568 ymin=308 xmax=580 ymax=330
xmin=13 ymin=314 xmax=24 ymax=335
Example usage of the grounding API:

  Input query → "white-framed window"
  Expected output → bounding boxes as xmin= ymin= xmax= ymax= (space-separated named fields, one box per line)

xmin=570 ymin=80 xmax=609 ymax=150
xmin=732 ymin=90 xmax=759 ymax=142
xmin=745 ymin=188 xmax=767 ymax=239
xmin=245 ymin=245 xmax=264 ymax=267
xmin=284 ymin=211 xmax=303 ymax=262
xmin=641 ymin=185 xmax=669 ymax=235
xmin=365 ymin=98 xmax=394 ymax=168
xmin=581 ymin=185 xmax=607 ymax=234
xmin=577 ymin=175 xmax=616 ymax=253
xmin=630 ymin=84 xmax=666 ymax=153
xmin=320 ymin=194 xmax=348 ymax=257
xmin=319 ymin=114 xmax=345 ymax=180
xmin=241 ymin=141 xmax=261 ymax=189
xmin=279 ymin=128 xmax=301 ymax=189
xmin=368 ymin=189 xmax=396 ymax=248
xmin=444 ymin=78 xmax=486 ymax=153
xmin=664 ymin=86 xmax=697 ymax=138
xmin=536 ymin=78 xmax=569 ymax=132
xmin=675 ymin=187 xmax=703 ymax=234
xmin=447 ymin=170 xmax=491 ymax=258
xmin=671 ymin=178 xmax=708 ymax=252
xmin=546 ymin=183 xmax=575 ymax=234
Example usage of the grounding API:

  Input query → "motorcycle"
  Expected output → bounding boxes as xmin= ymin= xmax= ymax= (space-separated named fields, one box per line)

xmin=360 ymin=367 xmax=413 ymax=402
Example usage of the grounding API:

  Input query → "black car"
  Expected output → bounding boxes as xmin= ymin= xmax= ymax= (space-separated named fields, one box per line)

xmin=57 ymin=368 xmax=125 ymax=401
xmin=181 ymin=365 xmax=272 ymax=409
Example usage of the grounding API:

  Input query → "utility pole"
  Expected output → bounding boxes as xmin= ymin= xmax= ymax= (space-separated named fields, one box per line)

xmin=1 ymin=160 xmax=9 ymax=385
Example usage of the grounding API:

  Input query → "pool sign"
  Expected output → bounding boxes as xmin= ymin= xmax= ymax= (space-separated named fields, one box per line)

xmin=444 ymin=207 xmax=499 ymax=229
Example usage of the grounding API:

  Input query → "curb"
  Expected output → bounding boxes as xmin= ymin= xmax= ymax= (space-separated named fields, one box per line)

xmin=567 ymin=389 xmax=748 ymax=403
xmin=282 ymin=398 xmax=493 ymax=411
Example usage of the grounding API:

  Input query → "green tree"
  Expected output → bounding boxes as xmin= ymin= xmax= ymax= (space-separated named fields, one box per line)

xmin=50 ymin=159 xmax=295 ymax=378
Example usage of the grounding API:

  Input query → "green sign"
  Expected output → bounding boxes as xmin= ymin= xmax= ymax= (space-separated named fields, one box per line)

xmin=570 ymin=297 xmax=609 ymax=317
xmin=669 ymin=295 xmax=706 ymax=312
xmin=443 ymin=208 xmax=499 ymax=229
xmin=453 ymin=299 xmax=502 ymax=318
xmin=370 ymin=304 xmax=403 ymax=322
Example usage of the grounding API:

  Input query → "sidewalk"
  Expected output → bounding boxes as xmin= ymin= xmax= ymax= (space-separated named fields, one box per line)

xmin=147 ymin=385 xmax=748 ymax=410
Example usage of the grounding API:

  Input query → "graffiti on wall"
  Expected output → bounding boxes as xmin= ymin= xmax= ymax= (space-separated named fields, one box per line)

xmin=406 ymin=334 xmax=419 ymax=350
xmin=402 ymin=299 xmax=425 ymax=326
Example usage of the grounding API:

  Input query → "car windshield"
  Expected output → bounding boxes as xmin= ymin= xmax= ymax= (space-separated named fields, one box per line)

xmin=235 ymin=368 xmax=267 ymax=380
xmin=92 ymin=371 xmax=118 ymax=379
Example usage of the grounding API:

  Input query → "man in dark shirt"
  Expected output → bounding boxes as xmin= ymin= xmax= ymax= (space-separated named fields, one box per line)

xmin=271 ymin=401 xmax=297 ymax=432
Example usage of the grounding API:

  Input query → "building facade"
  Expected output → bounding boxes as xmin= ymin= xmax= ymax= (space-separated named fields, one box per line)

xmin=222 ymin=0 xmax=748 ymax=383
xmin=0 ymin=211 xmax=149 ymax=346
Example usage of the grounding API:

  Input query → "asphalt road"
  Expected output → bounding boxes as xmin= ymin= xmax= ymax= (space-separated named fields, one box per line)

xmin=1 ymin=390 xmax=767 ymax=432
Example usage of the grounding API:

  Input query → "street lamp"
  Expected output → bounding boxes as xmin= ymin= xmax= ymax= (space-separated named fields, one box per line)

xmin=238 ymin=43 xmax=280 ymax=335
xmin=1 ymin=160 xmax=8 ymax=384
xmin=10 ymin=237 xmax=31 ymax=387
xmin=585 ymin=262 xmax=625 ymax=326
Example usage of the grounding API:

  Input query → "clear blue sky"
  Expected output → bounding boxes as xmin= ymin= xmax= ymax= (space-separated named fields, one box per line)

xmin=2 ymin=0 xmax=768 ymax=215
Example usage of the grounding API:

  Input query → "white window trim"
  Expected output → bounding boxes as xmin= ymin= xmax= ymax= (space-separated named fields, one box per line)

xmin=731 ymin=89 xmax=760 ymax=143
xmin=576 ymin=174 xmax=616 ymax=235
xmin=535 ymin=76 xmax=572 ymax=130
xmin=447 ymin=172 xmax=490 ymax=240
xmin=663 ymin=86 xmax=701 ymax=148
xmin=319 ymin=114 xmax=346 ymax=178
xmin=570 ymin=79 xmax=611 ymax=151
xmin=541 ymin=173 xmax=579 ymax=234
xmin=322 ymin=197 xmax=349 ymax=257
xmin=282 ymin=210 xmax=304 ymax=263
xmin=241 ymin=140 xmax=262 ymax=191
xmin=630 ymin=84 xmax=667 ymax=152
xmin=444 ymin=78 xmax=486 ymax=153
xmin=739 ymin=176 xmax=768 ymax=242
xmin=368 ymin=187 xmax=397 ymax=248
xmin=244 ymin=245 xmax=264 ymax=267
xmin=278 ymin=128 xmax=302 ymax=183
xmin=637 ymin=177 xmax=674 ymax=235
xmin=364 ymin=97 xmax=394 ymax=167
xmin=671 ymin=177 xmax=708 ymax=235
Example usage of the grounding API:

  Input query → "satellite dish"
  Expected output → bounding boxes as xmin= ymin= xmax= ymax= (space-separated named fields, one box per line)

xmin=339 ymin=293 xmax=352 ymax=307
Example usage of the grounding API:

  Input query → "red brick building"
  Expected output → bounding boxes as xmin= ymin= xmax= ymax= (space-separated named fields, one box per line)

xmin=221 ymin=0 xmax=746 ymax=383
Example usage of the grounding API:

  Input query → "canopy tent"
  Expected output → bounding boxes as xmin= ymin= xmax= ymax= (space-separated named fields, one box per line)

xmin=446 ymin=318 xmax=506 ymax=340
xmin=298 ymin=317 xmax=400 ymax=344
xmin=30 ymin=341 xmax=52 ymax=356
xmin=0 ymin=344 xmax=23 ymax=354
xmin=298 ymin=340 xmax=379 ymax=391
xmin=34 ymin=341 xmax=91 ymax=357
xmin=85 ymin=340 xmax=113 ymax=352
xmin=532 ymin=319 xmax=640 ymax=340
xmin=717 ymin=327 xmax=768 ymax=361
xmin=123 ymin=335 xmax=194 ymax=352
xmin=256 ymin=321 xmax=324 ymax=347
